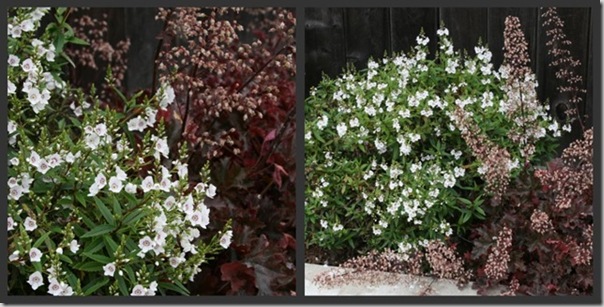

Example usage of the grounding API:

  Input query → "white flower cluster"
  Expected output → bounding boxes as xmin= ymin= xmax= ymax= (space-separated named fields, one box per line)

xmin=8 ymin=9 xmax=64 ymax=116
xmin=306 ymin=26 xmax=562 ymax=250
xmin=7 ymin=8 xmax=232 ymax=296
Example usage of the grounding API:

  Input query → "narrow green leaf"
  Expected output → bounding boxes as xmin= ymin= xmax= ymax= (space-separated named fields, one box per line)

xmin=81 ymin=224 xmax=115 ymax=238
xmin=116 ymin=276 xmax=129 ymax=296
xmin=73 ymin=261 xmax=104 ymax=272
xmin=93 ymin=197 xmax=115 ymax=225
xmin=68 ymin=36 xmax=89 ymax=46
xmin=159 ymin=282 xmax=190 ymax=295
xmin=82 ymin=252 xmax=112 ymax=264
xmin=33 ymin=231 xmax=52 ymax=248
xmin=103 ymin=236 xmax=119 ymax=255
xmin=83 ymin=277 xmax=109 ymax=295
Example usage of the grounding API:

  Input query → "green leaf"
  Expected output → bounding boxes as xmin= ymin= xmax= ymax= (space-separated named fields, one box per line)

xmin=67 ymin=36 xmax=89 ymax=46
xmin=116 ymin=276 xmax=129 ymax=296
xmin=458 ymin=197 xmax=473 ymax=206
xmin=59 ymin=254 xmax=73 ymax=264
xmin=73 ymin=261 xmax=104 ymax=272
xmin=83 ymin=237 xmax=105 ymax=254
xmin=159 ymin=281 xmax=190 ymax=296
xmin=33 ymin=231 xmax=52 ymax=248
xmin=81 ymin=224 xmax=116 ymax=238
xmin=75 ymin=192 xmax=87 ymax=207
xmin=103 ymin=236 xmax=119 ymax=255
xmin=61 ymin=52 xmax=76 ymax=68
xmin=82 ymin=252 xmax=112 ymax=264
xmin=94 ymin=197 xmax=115 ymax=225
xmin=122 ymin=208 xmax=147 ymax=226
xmin=83 ymin=277 xmax=109 ymax=295
xmin=110 ymin=195 xmax=123 ymax=217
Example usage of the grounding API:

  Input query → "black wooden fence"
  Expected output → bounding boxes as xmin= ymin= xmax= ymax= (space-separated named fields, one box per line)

xmin=305 ymin=8 xmax=594 ymax=145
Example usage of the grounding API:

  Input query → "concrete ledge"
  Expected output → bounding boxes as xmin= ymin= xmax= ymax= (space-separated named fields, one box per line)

xmin=305 ymin=263 xmax=503 ymax=296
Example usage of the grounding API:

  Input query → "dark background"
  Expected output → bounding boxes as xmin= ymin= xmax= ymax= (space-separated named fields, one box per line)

xmin=305 ymin=7 xmax=594 ymax=146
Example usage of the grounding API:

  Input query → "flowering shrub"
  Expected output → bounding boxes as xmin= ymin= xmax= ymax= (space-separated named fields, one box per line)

xmin=468 ymin=10 xmax=593 ymax=296
xmin=8 ymin=7 xmax=230 ymax=296
xmin=470 ymin=128 xmax=593 ymax=295
xmin=305 ymin=25 xmax=562 ymax=254
xmin=152 ymin=7 xmax=296 ymax=295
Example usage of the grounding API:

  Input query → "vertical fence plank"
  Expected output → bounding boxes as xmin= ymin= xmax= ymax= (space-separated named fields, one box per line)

xmin=390 ymin=8 xmax=438 ymax=57
xmin=344 ymin=8 xmax=390 ymax=70
xmin=124 ymin=8 xmax=164 ymax=93
xmin=585 ymin=15 xmax=593 ymax=128
xmin=439 ymin=8 xmax=488 ymax=56
xmin=537 ymin=7 xmax=591 ymax=148
xmin=487 ymin=8 xmax=538 ymax=70
xmin=305 ymin=8 xmax=347 ymax=94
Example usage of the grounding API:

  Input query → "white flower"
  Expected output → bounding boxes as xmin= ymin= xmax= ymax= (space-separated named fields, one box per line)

xmin=320 ymin=220 xmax=328 ymax=228
xmin=47 ymin=278 xmax=63 ymax=296
xmin=125 ymin=183 xmax=137 ymax=194
xmin=159 ymin=84 xmax=175 ymax=108
xmin=56 ymin=247 xmax=63 ymax=255
xmin=27 ymin=271 xmax=44 ymax=290
xmin=7 ymin=217 xmax=16 ymax=231
xmin=84 ymin=132 xmax=100 ymax=149
xmin=8 ymin=177 xmax=18 ymax=188
xmin=127 ymin=116 xmax=148 ymax=132
xmin=188 ymin=205 xmax=210 ymax=228
xmin=131 ymin=285 xmax=147 ymax=296
xmin=155 ymin=137 xmax=169 ymax=158
xmin=138 ymin=236 xmax=155 ymax=253
xmin=20 ymin=19 xmax=35 ymax=32
xmin=333 ymin=224 xmax=343 ymax=232
xmin=69 ymin=240 xmax=80 ymax=253
xmin=88 ymin=181 xmax=100 ymax=197
xmin=114 ymin=166 xmax=128 ymax=181
xmin=21 ymin=58 xmax=35 ymax=72
xmin=562 ymin=123 xmax=572 ymax=132
xmin=219 ymin=230 xmax=233 ymax=249
xmin=46 ymin=153 xmax=62 ymax=168
xmin=8 ymin=80 xmax=16 ymax=95
xmin=454 ymin=167 xmax=466 ymax=178
xmin=94 ymin=123 xmax=107 ymax=136
xmin=451 ymin=149 xmax=462 ymax=160
xmin=59 ymin=285 xmax=74 ymax=296
xmin=35 ymin=159 xmax=50 ymax=174
xmin=437 ymin=28 xmax=449 ymax=36
xmin=158 ymin=178 xmax=171 ymax=192
xmin=108 ymin=177 xmax=123 ymax=193
xmin=9 ymin=185 xmax=23 ymax=201
xmin=206 ymin=184 xmax=217 ymax=198
xmin=103 ymin=262 xmax=116 ymax=277
xmin=416 ymin=35 xmax=429 ymax=46
xmin=9 ymin=251 xmax=20 ymax=262
xmin=176 ymin=163 xmax=188 ymax=179
xmin=8 ymin=54 xmax=20 ymax=66
xmin=147 ymin=281 xmax=158 ymax=296
xmin=146 ymin=108 xmax=157 ymax=127
xmin=141 ymin=176 xmax=155 ymax=193
xmin=9 ymin=157 xmax=19 ymax=166
xmin=317 ymin=115 xmax=329 ymax=130
xmin=29 ymin=247 xmax=43 ymax=262
xmin=95 ymin=173 xmax=107 ymax=189
xmin=374 ymin=139 xmax=387 ymax=154
xmin=24 ymin=217 xmax=37 ymax=231
xmin=336 ymin=122 xmax=347 ymax=137
xmin=163 ymin=196 xmax=176 ymax=210
xmin=443 ymin=173 xmax=456 ymax=188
